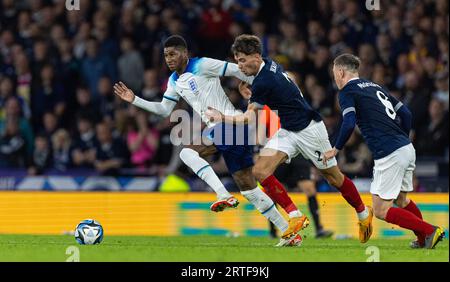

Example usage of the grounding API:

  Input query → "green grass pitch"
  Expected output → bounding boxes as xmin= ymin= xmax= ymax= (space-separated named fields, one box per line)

xmin=0 ymin=234 xmax=447 ymax=262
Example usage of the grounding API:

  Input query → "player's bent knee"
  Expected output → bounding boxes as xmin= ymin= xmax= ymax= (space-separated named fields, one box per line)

xmin=373 ymin=207 xmax=388 ymax=220
xmin=321 ymin=167 xmax=344 ymax=188
xmin=252 ymin=166 xmax=270 ymax=182
xmin=394 ymin=194 xmax=409 ymax=208
xmin=324 ymin=174 xmax=340 ymax=188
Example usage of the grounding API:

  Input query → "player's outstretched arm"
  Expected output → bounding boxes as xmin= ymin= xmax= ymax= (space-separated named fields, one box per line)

xmin=224 ymin=62 xmax=254 ymax=85
xmin=322 ymin=111 xmax=357 ymax=164
xmin=113 ymin=81 xmax=177 ymax=118
xmin=206 ymin=103 xmax=259 ymax=125
xmin=114 ymin=81 xmax=135 ymax=103
xmin=200 ymin=58 xmax=254 ymax=85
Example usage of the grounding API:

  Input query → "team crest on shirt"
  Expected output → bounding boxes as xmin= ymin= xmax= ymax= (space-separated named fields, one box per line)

xmin=270 ymin=61 xmax=277 ymax=73
xmin=188 ymin=78 xmax=199 ymax=95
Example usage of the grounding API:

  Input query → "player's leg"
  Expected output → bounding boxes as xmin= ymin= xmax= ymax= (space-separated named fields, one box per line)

xmin=220 ymin=145 xmax=302 ymax=246
xmin=293 ymin=120 xmax=372 ymax=242
xmin=252 ymin=148 xmax=309 ymax=238
xmin=284 ymin=155 xmax=333 ymax=238
xmin=371 ymin=144 xmax=445 ymax=249
xmin=319 ymin=166 xmax=369 ymax=218
xmin=232 ymin=167 xmax=290 ymax=237
xmin=298 ymin=178 xmax=333 ymax=238
xmin=395 ymin=192 xmax=425 ymax=247
xmin=179 ymin=142 xmax=233 ymax=202
xmin=395 ymin=145 xmax=443 ymax=248
xmin=373 ymin=193 xmax=444 ymax=249
xmin=319 ymin=166 xmax=373 ymax=243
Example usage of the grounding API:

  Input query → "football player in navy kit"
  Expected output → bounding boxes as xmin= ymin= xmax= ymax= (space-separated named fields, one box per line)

xmin=206 ymin=35 xmax=373 ymax=243
xmin=323 ymin=53 xmax=445 ymax=249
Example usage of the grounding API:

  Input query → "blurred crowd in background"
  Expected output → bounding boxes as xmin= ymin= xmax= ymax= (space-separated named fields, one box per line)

xmin=0 ymin=0 xmax=448 ymax=189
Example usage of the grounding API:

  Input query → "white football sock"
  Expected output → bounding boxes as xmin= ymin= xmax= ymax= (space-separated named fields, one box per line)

xmin=179 ymin=148 xmax=231 ymax=200
xmin=357 ymin=206 xmax=369 ymax=220
xmin=288 ymin=210 xmax=303 ymax=218
xmin=241 ymin=187 xmax=288 ymax=233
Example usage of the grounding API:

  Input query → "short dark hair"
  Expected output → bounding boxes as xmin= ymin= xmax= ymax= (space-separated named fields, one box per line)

xmin=163 ymin=35 xmax=187 ymax=49
xmin=231 ymin=34 xmax=262 ymax=55
xmin=333 ymin=53 xmax=361 ymax=72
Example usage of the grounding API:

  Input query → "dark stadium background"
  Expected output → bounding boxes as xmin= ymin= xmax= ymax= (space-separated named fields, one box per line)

xmin=1 ymin=0 xmax=447 ymax=192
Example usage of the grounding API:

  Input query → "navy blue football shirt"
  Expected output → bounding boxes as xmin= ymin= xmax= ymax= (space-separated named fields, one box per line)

xmin=249 ymin=58 xmax=322 ymax=131
xmin=338 ymin=78 xmax=411 ymax=159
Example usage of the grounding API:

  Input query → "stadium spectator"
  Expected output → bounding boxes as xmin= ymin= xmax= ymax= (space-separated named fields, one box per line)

xmin=13 ymin=52 xmax=32 ymax=107
xmin=94 ymin=122 xmax=129 ymax=176
xmin=137 ymin=13 xmax=164 ymax=68
xmin=0 ymin=96 xmax=34 ymax=155
xmin=40 ymin=111 xmax=59 ymax=141
xmin=0 ymin=116 xmax=27 ymax=168
xmin=51 ymin=128 xmax=73 ymax=172
xmin=74 ymin=86 xmax=99 ymax=124
xmin=28 ymin=133 xmax=52 ymax=175
xmin=1 ymin=76 xmax=31 ymax=120
xmin=81 ymin=36 xmax=117 ymax=100
xmin=197 ymin=0 xmax=233 ymax=59
xmin=31 ymin=64 xmax=66 ymax=131
xmin=118 ymin=36 xmax=145 ymax=94
xmin=71 ymin=115 xmax=98 ymax=169
xmin=415 ymin=98 xmax=449 ymax=157
xmin=433 ymin=73 xmax=449 ymax=109
xmin=97 ymin=76 xmax=116 ymax=125
xmin=402 ymin=71 xmax=431 ymax=131
xmin=55 ymin=37 xmax=81 ymax=108
xmin=140 ymin=69 xmax=162 ymax=102
xmin=125 ymin=110 xmax=160 ymax=171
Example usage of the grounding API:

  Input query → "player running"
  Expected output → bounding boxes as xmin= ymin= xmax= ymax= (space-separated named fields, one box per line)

xmin=323 ymin=54 xmax=445 ymax=249
xmin=206 ymin=34 xmax=373 ymax=243
xmin=114 ymin=35 xmax=302 ymax=246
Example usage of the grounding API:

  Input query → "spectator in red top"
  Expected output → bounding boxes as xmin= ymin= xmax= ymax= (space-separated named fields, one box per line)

xmin=197 ymin=0 xmax=232 ymax=59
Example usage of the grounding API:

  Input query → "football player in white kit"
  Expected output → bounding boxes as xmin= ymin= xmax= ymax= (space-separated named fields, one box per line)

xmin=114 ymin=35 xmax=302 ymax=246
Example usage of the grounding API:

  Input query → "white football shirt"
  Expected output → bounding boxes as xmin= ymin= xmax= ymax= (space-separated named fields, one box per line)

xmin=162 ymin=57 xmax=254 ymax=128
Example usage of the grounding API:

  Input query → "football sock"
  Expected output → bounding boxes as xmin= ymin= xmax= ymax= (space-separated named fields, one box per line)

xmin=261 ymin=175 xmax=300 ymax=216
xmin=357 ymin=207 xmax=370 ymax=221
xmin=385 ymin=207 xmax=435 ymax=236
xmin=179 ymin=148 xmax=231 ymax=200
xmin=337 ymin=176 xmax=366 ymax=214
xmin=308 ymin=195 xmax=323 ymax=232
xmin=403 ymin=200 xmax=425 ymax=243
xmin=241 ymin=187 xmax=288 ymax=233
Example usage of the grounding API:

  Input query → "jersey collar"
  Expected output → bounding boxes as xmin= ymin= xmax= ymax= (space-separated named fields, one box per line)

xmin=255 ymin=60 xmax=266 ymax=77
xmin=343 ymin=77 xmax=360 ymax=88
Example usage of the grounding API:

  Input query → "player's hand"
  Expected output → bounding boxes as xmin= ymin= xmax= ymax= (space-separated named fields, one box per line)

xmin=113 ymin=81 xmax=135 ymax=103
xmin=322 ymin=148 xmax=338 ymax=165
xmin=238 ymin=81 xmax=252 ymax=99
xmin=205 ymin=107 xmax=223 ymax=122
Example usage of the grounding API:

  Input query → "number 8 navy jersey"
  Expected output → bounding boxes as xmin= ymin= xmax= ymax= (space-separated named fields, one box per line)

xmin=338 ymin=78 xmax=411 ymax=159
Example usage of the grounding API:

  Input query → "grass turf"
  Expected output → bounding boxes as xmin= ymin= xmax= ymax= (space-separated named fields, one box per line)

xmin=0 ymin=234 xmax=447 ymax=262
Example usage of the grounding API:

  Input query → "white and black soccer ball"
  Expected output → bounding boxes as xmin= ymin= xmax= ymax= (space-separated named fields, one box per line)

xmin=75 ymin=219 xmax=104 ymax=245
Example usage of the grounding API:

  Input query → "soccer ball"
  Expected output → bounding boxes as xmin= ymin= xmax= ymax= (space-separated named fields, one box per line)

xmin=75 ymin=219 xmax=104 ymax=245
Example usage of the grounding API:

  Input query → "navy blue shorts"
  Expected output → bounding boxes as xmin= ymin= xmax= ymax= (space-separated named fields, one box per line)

xmin=203 ymin=123 xmax=255 ymax=174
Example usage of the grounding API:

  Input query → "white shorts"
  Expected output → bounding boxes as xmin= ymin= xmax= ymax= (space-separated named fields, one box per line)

xmin=370 ymin=143 xmax=416 ymax=200
xmin=263 ymin=120 xmax=337 ymax=170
